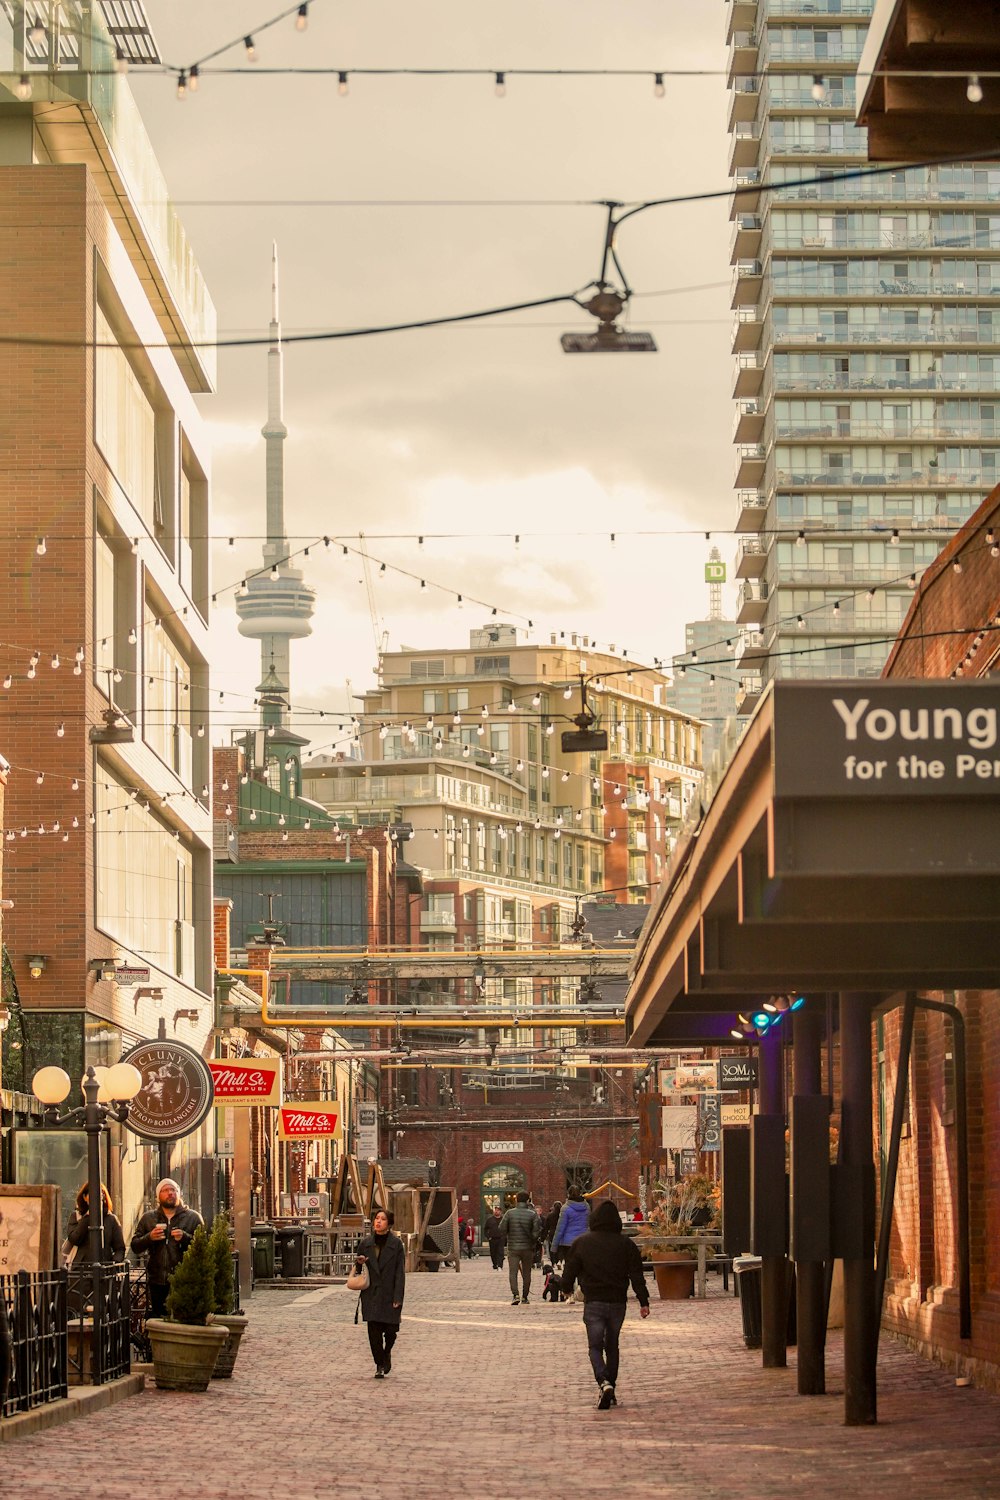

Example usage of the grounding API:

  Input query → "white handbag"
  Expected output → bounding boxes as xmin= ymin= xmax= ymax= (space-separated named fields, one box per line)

xmin=346 ymin=1263 xmax=370 ymax=1291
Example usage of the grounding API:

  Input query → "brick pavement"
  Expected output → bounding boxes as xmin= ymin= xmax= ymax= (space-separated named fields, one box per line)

xmin=4 ymin=1257 xmax=1000 ymax=1498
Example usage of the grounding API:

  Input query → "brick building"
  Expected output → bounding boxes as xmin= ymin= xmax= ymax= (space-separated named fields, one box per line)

xmin=879 ymin=484 xmax=1000 ymax=1387
xmin=0 ymin=10 xmax=218 ymax=1234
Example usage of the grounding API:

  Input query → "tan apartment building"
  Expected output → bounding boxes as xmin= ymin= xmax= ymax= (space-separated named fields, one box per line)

xmin=0 ymin=8 xmax=217 ymax=1232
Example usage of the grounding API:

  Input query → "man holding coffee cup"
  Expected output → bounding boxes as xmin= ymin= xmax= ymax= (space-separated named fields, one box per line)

xmin=130 ymin=1178 xmax=204 ymax=1317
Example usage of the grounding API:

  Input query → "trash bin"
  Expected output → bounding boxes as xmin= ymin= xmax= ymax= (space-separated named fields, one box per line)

xmin=252 ymin=1223 xmax=276 ymax=1281
xmin=734 ymin=1254 xmax=762 ymax=1349
xmin=277 ymin=1225 xmax=305 ymax=1279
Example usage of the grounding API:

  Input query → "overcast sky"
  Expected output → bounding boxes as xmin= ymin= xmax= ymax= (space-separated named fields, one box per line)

xmin=135 ymin=2 xmax=735 ymax=749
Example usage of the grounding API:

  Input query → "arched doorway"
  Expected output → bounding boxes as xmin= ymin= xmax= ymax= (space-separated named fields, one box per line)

xmin=480 ymin=1162 xmax=526 ymax=1232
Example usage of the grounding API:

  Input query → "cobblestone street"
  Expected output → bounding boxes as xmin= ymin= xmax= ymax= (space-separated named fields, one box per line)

xmin=5 ymin=1258 xmax=1000 ymax=1498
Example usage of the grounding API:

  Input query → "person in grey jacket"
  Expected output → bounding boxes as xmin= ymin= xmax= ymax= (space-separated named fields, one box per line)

xmin=498 ymin=1192 xmax=543 ymax=1305
xmin=355 ymin=1209 xmax=406 ymax=1378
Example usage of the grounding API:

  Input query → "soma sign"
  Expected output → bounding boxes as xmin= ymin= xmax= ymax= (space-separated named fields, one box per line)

xmin=773 ymin=682 xmax=1000 ymax=798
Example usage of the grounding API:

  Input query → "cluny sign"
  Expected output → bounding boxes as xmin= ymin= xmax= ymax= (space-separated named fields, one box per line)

xmin=773 ymin=682 xmax=1000 ymax=797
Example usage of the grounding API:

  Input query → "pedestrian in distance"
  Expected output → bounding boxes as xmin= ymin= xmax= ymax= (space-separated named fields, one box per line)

xmin=484 ymin=1204 xmax=505 ymax=1269
xmin=498 ymin=1191 xmax=543 ymax=1305
xmin=550 ymin=1185 xmax=590 ymax=1264
xmin=130 ymin=1178 xmax=204 ymax=1318
xmin=462 ymin=1218 xmax=476 ymax=1258
xmin=559 ymin=1198 xmax=650 ymax=1410
xmin=543 ymin=1199 xmax=562 ymax=1260
xmin=354 ymin=1208 xmax=405 ymax=1378
xmin=62 ymin=1182 xmax=126 ymax=1267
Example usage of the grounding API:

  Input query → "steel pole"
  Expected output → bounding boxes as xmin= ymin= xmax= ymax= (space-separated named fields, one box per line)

xmin=82 ymin=1069 xmax=105 ymax=1268
xmin=758 ymin=1026 xmax=787 ymax=1370
xmin=793 ymin=1005 xmax=826 ymax=1395
xmin=840 ymin=991 xmax=878 ymax=1426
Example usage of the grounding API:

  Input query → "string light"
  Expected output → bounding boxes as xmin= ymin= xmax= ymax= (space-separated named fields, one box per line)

xmin=35 ymin=537 xmax=47 ymax=556
xmin=654 ymin=73 xmax=665 ymax=98
xmin=244 ymin=35 xmax=257 ymax=62
xmin=338 ymin=70 xmax=349 ymax=95
xmin=15 ymin=75 xmax=32 ymax=102
xmin=176 ymin=70 xmax=188 ymax=99
xmin=296 ymin=3 xmax=309 ymax=29
xmin=811 ymin=75 xmax=826 ymax=101
xmin=189 ymin=64 xmax=200 ymax=92
xmin=494 ymin=71 xmax=506 ymax=97
xmin=967 ymin=74 xmax=984 ymax=103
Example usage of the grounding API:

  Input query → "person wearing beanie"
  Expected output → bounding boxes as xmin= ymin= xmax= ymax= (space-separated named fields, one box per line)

xmin=130 ymin=1178 xmax=204 ymax=1317
xmin=559 ymin=1198 xmax=650 ymax=1410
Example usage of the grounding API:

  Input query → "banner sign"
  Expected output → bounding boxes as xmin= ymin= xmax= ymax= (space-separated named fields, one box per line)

xmin=122 ymin=1038 xmax=215 ymax=1142
xmin=482 ymin=1140 xmax=523 ymax=1153
xmin=277 ymin=1102 xmax=342 ymax=1141
xmin=700 ymin=1092 xmax=722 ymax=1152
xmin=112 ymin=966 xmax=150 ymax=986
xmin=705 ymin=560 xmax=726 ymax=582
xmin=675 ymin=1060 xmax=720 ymax=1091
xmin=721 ymin=1103 xmax=752 ymax=1125
xmin=356 ymin=1104 xmax=379 ymax=1161
xmin=719 ymin=1056 xmax=757 ymax=1090
xmin=209 ymin=1057 xmax=281 ymax=1108
xmin=662 ymin=1105 xmax=697 ymax=1151
xmin=773 ymin=681 xmax=1000 ymax=798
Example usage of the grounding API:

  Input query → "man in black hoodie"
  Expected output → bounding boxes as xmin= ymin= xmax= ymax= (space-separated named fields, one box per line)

xmin=559 ymin=1198 xmax=650 ymax=1409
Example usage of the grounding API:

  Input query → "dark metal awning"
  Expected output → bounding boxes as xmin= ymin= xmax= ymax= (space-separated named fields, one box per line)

xmin=626 ymin=680 xmax=1000 ymax=1048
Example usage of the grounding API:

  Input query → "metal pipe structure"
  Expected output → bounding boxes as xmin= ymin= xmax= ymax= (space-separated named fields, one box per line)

xmin=792 ymin=1004 xmax=827 ymax=1396
xmin=840 ymin=990 xmax=878 ymax=1427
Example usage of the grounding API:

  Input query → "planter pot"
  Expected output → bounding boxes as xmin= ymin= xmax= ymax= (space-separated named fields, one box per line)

xmin=146 ymin=1317 xmax=229 ymax=1391
xmin=211 ymin=1313 xmax=249 ymax=1379
xmin=652 ymin=1257 xmax=697 ymax=1300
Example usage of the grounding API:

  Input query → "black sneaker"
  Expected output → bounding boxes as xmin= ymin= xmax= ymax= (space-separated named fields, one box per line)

xmin=609 ymin=1387 xmax=617 ymax=1406
xmin=383 ymin=1352 xmax=391 ymax=1374
xmin=374 ymin=1367 xmax=384 ymax=1379
xmin=597 ymin=1382 xmax=614 ymax=1410
xmin=511 ymin=1295 xmax=520 ymax=1305
xmin=522 ymin=1295 xmax=530 ymax=1304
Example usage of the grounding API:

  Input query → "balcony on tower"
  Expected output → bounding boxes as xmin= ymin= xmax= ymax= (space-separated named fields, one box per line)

xmin=732 ymin=308 xmax=764 ymax=353
xmin=729 ymin=123 xmax=762 ymax=175
xmin=735 ymin=489 xmax=768 ymax=533
xmin=735 ymin=674 xmax=763 ymax=715
xmin=731 ymin=213 xmax=763 ymax=263
xmin=736 ymin=579 xmax=769 ymax=624
xmin=734 ymin=399 xmax=764 ymax=442
xmin=736 ymin=629 xmax=769 ymax=667
xmin=726 ymin=0 xmax=759 ymax=44
xmin=735 ymin=536 xmax=768 ymax=579
xmin=731 ymin=168 xmax=761 ymax=216
xmin=728 ymin=75 xmax=761 ymax=130
xmin=731 ymin=259 xmax=764 ymax=309
xmin=735 ymin=443 xmax=767 ymax=487
xmin=728 ymin=30 xmax=760 ymax=87
xmin=733 ymin=353 xmax=765 ymax=399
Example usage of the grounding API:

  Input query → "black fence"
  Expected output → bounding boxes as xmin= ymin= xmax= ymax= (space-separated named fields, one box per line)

xmin=0 ymin=1270 xmax=68 ymax=1418
xmin=1 ymin=1264 xmax=132 ymax=1419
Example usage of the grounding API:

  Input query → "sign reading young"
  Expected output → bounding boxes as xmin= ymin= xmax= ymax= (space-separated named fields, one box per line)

xmin=277 ymin=1102 xmax=342 ymax=1141
xmin=122 ymin=1039 xmax=215 ymax=1141
xmin=773 ymin=682 xmax=1000 ymax=798
xmin=209 ymin=1057 xmax=281 ymax=1108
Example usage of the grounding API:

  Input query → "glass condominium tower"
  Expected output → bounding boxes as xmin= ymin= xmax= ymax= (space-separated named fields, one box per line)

xmin=726 ymin=0 xmax=1000 ymax=712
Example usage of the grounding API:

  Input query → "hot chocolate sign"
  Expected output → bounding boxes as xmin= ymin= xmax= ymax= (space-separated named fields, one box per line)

xmin=277 ymin=1102 xmax=342 ymax=1141
xmin=208 ymin=1057 xmax=281 ymax=1108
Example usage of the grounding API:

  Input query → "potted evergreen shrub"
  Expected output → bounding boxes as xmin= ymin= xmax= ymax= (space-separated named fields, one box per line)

xmin=145 ymin=1223 xmax=229 ymax=1390
xmin=209 ymin=1213 xmax=249 ymax=1379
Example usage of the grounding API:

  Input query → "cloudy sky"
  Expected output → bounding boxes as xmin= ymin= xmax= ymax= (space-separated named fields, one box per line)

xmin=135 ymin=2 xmax=735 ymax=747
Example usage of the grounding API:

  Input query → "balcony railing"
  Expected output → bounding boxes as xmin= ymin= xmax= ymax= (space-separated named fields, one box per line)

xmin=420 ymin=909 xmax=457 ymax=933
xmin=773 ymin=371 xmax=1000 ymax=394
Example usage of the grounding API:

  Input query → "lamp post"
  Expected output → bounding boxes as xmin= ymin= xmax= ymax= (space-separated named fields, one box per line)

xmin=31 ymin=1062 xmax=143 ymax=1265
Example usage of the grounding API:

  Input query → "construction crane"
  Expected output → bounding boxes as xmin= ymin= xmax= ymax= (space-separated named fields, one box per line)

xmin=358 ymin=531 xmax=389 ymax=674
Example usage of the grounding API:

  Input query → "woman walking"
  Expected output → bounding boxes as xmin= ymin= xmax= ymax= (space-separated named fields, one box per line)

xmin=354 ymin=1209 xmax=406 ymax=1378
xmin=550 ymin=1186 xmax=590 ymax=1263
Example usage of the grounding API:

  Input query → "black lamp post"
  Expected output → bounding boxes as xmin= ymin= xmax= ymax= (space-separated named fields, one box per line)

xmin=31 ymin=1062 xmax=143 ymax=1264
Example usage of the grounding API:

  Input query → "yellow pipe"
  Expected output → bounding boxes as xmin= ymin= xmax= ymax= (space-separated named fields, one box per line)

xmin=267 ymin=947 xmax=628 ymax=960
xmin=381 ymin=1060 xmax=645 ymax=1070
xmin=259 ymin=1011 xmax=625 ymax=1029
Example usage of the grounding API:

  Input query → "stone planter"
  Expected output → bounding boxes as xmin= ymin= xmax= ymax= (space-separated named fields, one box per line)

xmin=652 ymin=1257 xmax=697 ymax=1300
xmin=211 ymin=1313 xmax=249 ymax=1379
xmin=146 ymin=1317 xmax=229 ymax=1391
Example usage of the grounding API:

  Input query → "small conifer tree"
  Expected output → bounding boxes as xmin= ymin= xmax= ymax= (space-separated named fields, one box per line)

xmin=209 ymin=1213 xmax=237 ymax=1315
xmin=164 ymin=1224 xmax=215 ymax=1324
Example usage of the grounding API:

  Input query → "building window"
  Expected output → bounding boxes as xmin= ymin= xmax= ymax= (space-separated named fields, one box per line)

xmin=95 ymin=303 xmax=162 ymax=533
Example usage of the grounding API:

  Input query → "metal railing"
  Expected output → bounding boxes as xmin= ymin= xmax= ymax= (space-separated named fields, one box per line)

xmin=65 ymin=1265 xmax=132 ymax=1385
xmin=0 ymin=1270 xmax=68 ymax=1418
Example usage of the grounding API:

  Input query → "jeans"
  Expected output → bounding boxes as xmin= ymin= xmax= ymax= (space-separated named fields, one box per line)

xmin=148 ymin=1283 xmax=169 ymax=1318
xmin=367 ymin=1321 xmax=398 ymax=1369
xmin=488 ymin=1240 xmax=504 ymax=1268
xmin=582 ymin=1300 xmax=627 ymax=1386
xmin=508 ymin=1249 xmax=534 ymax=1298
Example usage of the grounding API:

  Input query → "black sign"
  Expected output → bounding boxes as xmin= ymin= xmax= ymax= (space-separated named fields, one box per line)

xmin=122 ymin=1038 xmax=215 ymax=1141
xmin=772 ymin=681 xmax=1000 ymax=798
xmin=719 ymin=1055 xmax=758 ymax=1090
xmin=699 ymin=1093 xmax=721 ymax=1153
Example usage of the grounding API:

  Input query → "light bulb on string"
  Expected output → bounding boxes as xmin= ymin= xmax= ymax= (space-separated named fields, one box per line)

xmin=494 ymin=71 xmax=506 ymax=97
xmin=338 ymin=71 xmax=349 ymax=95
xmin=127 ymin=628 xmax=137 ymax=645
xmin=114 ymin=47 xmax=128 ymax=74
xmin=36 ymin=772 xmax=44 ymax=786
xmin=244 ymin=35 xmax=256 ymax=61
xmin=189 ymin=65 xmax=199 ymax=92
xmin=176 ymin=70 xmax=187 ymax=99
xmin=51 ymin=653 xmax=60 ymax=669
xmin=967 ymin=74 xmax=984 ymax=103
xmin=811 ymin=75 xmax=826 ymax=101
xmin=36 ymin=537 xmax=47 ymax=556
xmin=15 ymin=75 xmax=32 ymax=102
xmin=56 ymin=723 xmax=65 ymax=737
xmin=296 ymin=3 xmax=309 ymax=29
xmin=654 ymin=72 xmax=665 ymax=98
xmin=71 ymin=779 xmax=79 ymax=791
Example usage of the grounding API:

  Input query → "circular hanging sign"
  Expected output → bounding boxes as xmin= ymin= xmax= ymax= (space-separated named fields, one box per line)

xmin=121 ymin=1037 xmax=215 ymax=1141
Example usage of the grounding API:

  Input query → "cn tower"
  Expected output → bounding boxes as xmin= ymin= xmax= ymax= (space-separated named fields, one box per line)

xmin=235 ymin=245 xmax=316 ymax=727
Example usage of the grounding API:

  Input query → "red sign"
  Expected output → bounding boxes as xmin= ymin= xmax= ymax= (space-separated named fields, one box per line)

xmin=208 ymin=1057 xmax=281 ymax=1107
xmin=277 ymin=1102 xmax=342 ymax=1140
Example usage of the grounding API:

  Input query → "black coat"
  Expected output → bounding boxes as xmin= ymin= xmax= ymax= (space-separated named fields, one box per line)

xmin=131 ymin=1205 xmax=204 ymax=1286
xmin=356 ymin=1232 xmax=405 ymax=1326
xmin=66 ymin=1210 xmax=126 ymax=1264
xmin=484 ymin=1214 xmax=504 ymax=1243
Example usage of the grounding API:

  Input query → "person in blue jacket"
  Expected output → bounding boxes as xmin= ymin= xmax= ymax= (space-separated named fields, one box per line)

xmin=550 ymin=1185 xmax=590 ymax=1262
